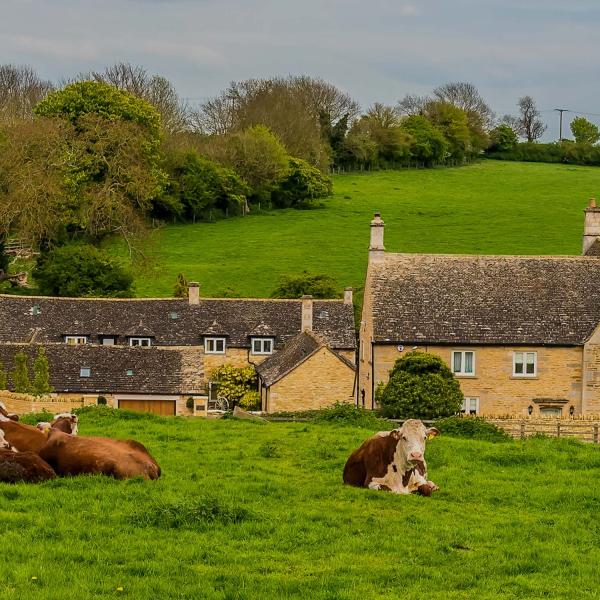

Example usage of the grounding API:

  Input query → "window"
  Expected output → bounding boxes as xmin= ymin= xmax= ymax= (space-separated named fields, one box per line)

xmin=66 ymin=336 xmax=88 ymax=346
xmin=129 ymin=337 xmax=152 ymax=347
xmin=126 ymin=369 xmax=134 ymax=376
xmin=80 ymin=367 xmax=91 ymax=378
xmin=462 ymin=397 xmax=480 ymax=415
xmin=205 ymin=337 xmax=226 ymax=354
xmin=101 ymin=337 xmax=116 ymax=346
xmin=251 ymin=338 xmax=274 ymax=355
xmin=30 ymin=305 xmax=41 ymax=316
xmin=540 ymin=406 xmax=562 ymax=418
xmin=513 ymin=352 xmax=537 ymax=377
xmin=452 ymin=351 xmax=475 ymax=376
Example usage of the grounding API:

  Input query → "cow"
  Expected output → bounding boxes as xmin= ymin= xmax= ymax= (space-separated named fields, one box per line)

xmin=343 ymin=419 xmax=440 ymax=496
xmin=0 ymin=402 xmax=19 ymax=422
xmin=37 ymin=413 xmax=78 ymax=435
xmin=39 ymin=429 xmax=161 ymax=480
xmin=0 ymin=420 xmax=48 ymax=453
xmin=0 ymin=429 xmax=55 ymax=483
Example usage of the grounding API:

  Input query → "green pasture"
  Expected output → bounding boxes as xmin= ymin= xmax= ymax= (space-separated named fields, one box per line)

xmin=2 ymin=409 xmax=600 ymax=599
xmin=122 ymin=161 xmax=600 ymax=298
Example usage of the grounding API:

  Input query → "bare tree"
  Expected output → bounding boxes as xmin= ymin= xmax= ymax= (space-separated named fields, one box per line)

xmin=365 ymin=103 xmax=401 ymax=128
xmin=0 ymin=64 xmax=53 ymax=124
xmin=513 ymin=96 xmax=547 ymax=142
xmin=397 ymin=94 xmax=430 ymax=116
xmin=433 ymin=82 xmax=495 ymax=127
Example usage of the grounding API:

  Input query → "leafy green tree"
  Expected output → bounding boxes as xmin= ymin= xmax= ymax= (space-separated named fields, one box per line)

xmin=271 ymin=272 xmax=340 ymax=298
xmin=271 ymin=158 xmax=332 ymax=208
xmin=12 ymin=351 xmax=31 ymax=394
xmin=400 ymin=115 xmax=448 ymax=165
xmin=33 ymin=244 xmax=133 ymax=297
xmin=376 ymin=352 xmax=463 ymax=419
xmin=570 ymin=117 xmax=600 ymax=145
xmin=173 ymin=273 xmax=189 ymax=298
xmin=32 ymin=346 xmax=53 ymax=395
xmin=425 ymin=101 xmax=472 ymax=160
xmin=211 ymin=364 xmax=259 ymax=410
xmin=488 ymin=124 xmax=518 ymax=152
xmin=339 ymin=128 xmax=378 ymax=167
xmin=0 ymin=361 xmax=7 ymax=390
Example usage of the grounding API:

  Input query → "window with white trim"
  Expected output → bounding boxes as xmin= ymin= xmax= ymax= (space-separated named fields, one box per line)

xmin=462 ymin=397 xmax=480 ymax=415
xmin=513 ymin=351 xmax=537 ymax=377
xmin=101 ymin=337 xmax=116 ymax=346
xmin=129 ymin=337 xmax=152 ymax=347
xmin=80 ymin=367 xmax=91 ymax=378
xmin=251 ymin=338 xmax=274 ymax=355
xmin=205 ymin=337 xmax=226 ymax=354
xmin=66 ymin=336 xmax=88 ymax=346
xmin=452 ymin=351 xmax=475 ymax=376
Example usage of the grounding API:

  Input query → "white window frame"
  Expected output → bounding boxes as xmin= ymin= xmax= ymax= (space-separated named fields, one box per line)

xmin=452 ymin=350 xmax=476 ymax=376
xmin=129 ymin=337 xmax=152 ymax=347
xmin=513 ymin=351 xmax=537 ymax=377
xmin=66 ymin=335 xmax=88 ymax=346
xmin=205 ymin=337 xmax=226 ymax=354
xmin=462 ymin=397 xmax=480 ymax=415
xmin=251 ymin=337 xmax=274 ymax=355
xmin=101 ymin=337 xmax=116 ymax=346
xmin=80 ymin=367 xmax=91 ymax=378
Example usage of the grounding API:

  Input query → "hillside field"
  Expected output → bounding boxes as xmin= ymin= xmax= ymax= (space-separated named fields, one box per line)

xmin=122 ymin=161 xmax=600 ymax=298
xmin=2 ymin=409 xmax=600 ymax=599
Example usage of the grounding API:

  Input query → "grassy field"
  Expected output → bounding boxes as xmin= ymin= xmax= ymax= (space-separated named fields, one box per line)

xmin=122 ymin=161 xmax=600 ymax=298
xmin=4 ymin=408 xmax=600 ymax=599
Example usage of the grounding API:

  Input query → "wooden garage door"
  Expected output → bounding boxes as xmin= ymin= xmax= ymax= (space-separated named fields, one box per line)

xmin=118 ymin=399 xmax=176 ymax=416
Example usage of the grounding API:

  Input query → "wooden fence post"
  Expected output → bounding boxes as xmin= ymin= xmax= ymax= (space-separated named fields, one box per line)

xmin=594 ymin=424 xmax=599 ymax=444
xmin=520 ymin=422 xmax=525 ymax=440
xmin=557 ymin=422 xmax=561 ymax=438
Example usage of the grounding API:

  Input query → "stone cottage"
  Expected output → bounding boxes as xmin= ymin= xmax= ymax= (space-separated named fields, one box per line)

xmin=359 ymin=200 xmax=600 ymax=417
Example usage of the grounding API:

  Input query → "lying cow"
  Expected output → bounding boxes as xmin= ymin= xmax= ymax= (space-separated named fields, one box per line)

xmin=39 ymin=429 xmax=161 ymax=480
xmin=37 ymin=413 xmax=78 ymax=435
xmin=343 ymin=419 xmax=440 ymax=495
xmin=0 ymin=430 xmax=56 ymax=483
xmin=0 ymin=420 xmax=47 ymax=453
xmin=0 ymin=402 xmax=19 ymax=422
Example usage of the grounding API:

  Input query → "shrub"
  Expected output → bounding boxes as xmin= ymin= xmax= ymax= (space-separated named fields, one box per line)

xmin=399 ymin=115 xmax=448 ymax=165
xmin=376 ymin=351 xmax=463 ymax=419
xmin=33 ymin=244 xmax=133 ymax=297
xmin=268 ymin=403 xmax=391 ymax=429
xmin=185 ymin=396 xmax=194 ymax=410
xmin=12 ymin=351 xmax=31 ymax=394
xmin=271 ymin=157 xmax=332 ymax=208
xmin=488 ymin=124 xmax=518 ymax=152
xmin=97 ymin=396 xmax=108 ymax=406
xmin=435 ymin=416 xmax=510 ymax=442
xmin=19 ymin=411 xmax=54 ymax=426
xmin=210 ymin=364 xmax=258 ymax=408
xmin=173 ymin=273 xmax=188 ymax=298
xmin=270 ymin=272 xmax=340 ymax=299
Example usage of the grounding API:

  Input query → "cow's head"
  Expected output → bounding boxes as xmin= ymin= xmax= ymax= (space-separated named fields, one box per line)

xmin=37 ymin=422 xmax=52 ymax=434
xmin=0 ymin=429 xmax=13 ymax=451
xmin=391 ymin=419 xmax=439 ymax=467
xmin=52 ymin=413 xmax=79 ymax=435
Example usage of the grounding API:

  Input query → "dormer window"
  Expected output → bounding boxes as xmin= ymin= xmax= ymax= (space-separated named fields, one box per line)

xmin=251 ymin=338 xmax=274 ymax=355
xmin=129 ymin=337 xmax=152 ymax=347
xmin=101 ymin=336 xmax=116 ymax=346
xmin=66 ymin=336 xmax=88 ymax=346
xmin=205 ymin=337 xmax=226 ymax=354
xmin=30 ymin=305 xmax=41 ymax=316
xmin=80 ymin=367 xmax=91 ymax=378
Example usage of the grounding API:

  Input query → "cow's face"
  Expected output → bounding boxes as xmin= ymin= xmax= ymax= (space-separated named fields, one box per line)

xmin=52 ymin=414 xmax=78 ymax=435
xmin=392 ymin=420 xmax=439 ymax=467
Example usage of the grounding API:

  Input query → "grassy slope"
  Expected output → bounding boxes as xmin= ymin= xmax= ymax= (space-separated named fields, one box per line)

xmin=3 ymin=410 xmax=600 ymax=599
xmin=125 ymin=161 xmax=600 ymax=297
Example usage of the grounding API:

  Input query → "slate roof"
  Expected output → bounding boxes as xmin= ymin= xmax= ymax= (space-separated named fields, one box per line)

xmin=0 ymin=296 xmax=356 ymax=350
xmin=585 ymin=238 xmax=600 ymax=257
xmin=0 ymin=344 xmax=187 ymax=395
xmin=368 ymin=253 xmax=600 ymax=346
xmin=256 ymin=331 xmax=355 ymax=387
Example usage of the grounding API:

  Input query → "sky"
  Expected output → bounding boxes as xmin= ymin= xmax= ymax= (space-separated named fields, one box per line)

xmin=2 ymin=0 xmax=600 ymax=140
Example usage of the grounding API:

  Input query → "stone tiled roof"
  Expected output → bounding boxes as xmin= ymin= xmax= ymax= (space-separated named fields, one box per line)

xmin=369 ymin=254 xmax=600 ymax=345
xmin=0 ymin=296 xmax=356 ymax=350
xmin=0 ymin=344 xmax=187 ymax=395
xmin=256 ymin=331 xmax=355 ymax=387
xmin=585 ymin=238 xmax=600 ymax=256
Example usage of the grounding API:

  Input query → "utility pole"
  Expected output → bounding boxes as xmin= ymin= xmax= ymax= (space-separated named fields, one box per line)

xmin=554 ymin=108 xmax=568 ymax=141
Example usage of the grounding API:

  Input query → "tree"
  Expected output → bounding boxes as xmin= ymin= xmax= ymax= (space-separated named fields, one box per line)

xmin=210 ymin=364 xmax=259 ymax=410
xmin=271 ymin=158 xmax=332 ymax=208
xmin=0 ymin=64 xmax=53 ymax=124
xmin=173 ymin=273 xmax=189 ymax=298
xmin=433 ymin=82 xmax=494 ymax=128
xmin=0 ymin=361 xmax=7 ymax=390
xmin=33 ymin=244 xmax=133 ymax=297
xmin=32 ymin=346 xmax=53 ymax=395
xmin=12 ymin=351 xmax=31 ymax=394
xmin=570 ymin=117 xmax=600 ymax=145
xmin=424 ymin=101 xmax=472 ymax=160
xmin=488 ymin=124 xmax=518 ymax=152
xmin=399 ymin=115 xmax=448 ymax=165
xmin=376 ymin=352 xmax=464 ymax=419
xmin=271 ymin=272 xmax=340 ymax=298
xmin=512 ymin=96 xmax=546 ymax=142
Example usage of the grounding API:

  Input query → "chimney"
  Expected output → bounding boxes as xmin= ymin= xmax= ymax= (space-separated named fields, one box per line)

xmin=188 ymin=282 xmax=200 ymax=305
xmin=369 ymin=212 xmax=385 ymax=262
xmin=344 ymin=287 xmax=353 ymax=305
xmin=301 ymin=295 xmax=313 ymax=332
xmin=583 ymin=198 xmax=600 ymax=255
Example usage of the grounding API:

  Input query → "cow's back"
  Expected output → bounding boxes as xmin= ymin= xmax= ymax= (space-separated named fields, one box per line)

xmin=0 ymin=421 xmax=47 ymax=453
xmin=0 ymin=449 xmax=56 ymax=483
xmin=343 ymin=434 xmax=399 ymax=488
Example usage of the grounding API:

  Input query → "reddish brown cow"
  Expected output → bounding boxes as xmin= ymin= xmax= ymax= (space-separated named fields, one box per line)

xmin=0 ymin=420 xmax=47 ymax=453
xmin=343 ymin=419 xmax=440 ymax=495
xmin=0 ymin=403 xmax=19 ymax=422
xmin=0 ymin=449 xmax=56 ymax=483
xmin=39 ymin=429 xmax=161 ymax=480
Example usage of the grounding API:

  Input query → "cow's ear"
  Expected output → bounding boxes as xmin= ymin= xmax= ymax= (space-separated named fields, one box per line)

xmin=389 ymin=429 xmax=401 ymax=440
xmin=426 ymin=427 xmax=440 ymax=439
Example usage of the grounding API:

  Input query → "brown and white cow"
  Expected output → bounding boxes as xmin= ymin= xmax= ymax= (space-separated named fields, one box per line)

xmin=37 ymin=413 xmax=79 ymax=435
xmin=0 ymin=420 xmax=47 ymax=453
xmin=343 ymin=419 xmax=440 ymax=495
xmin=39 ymin=429 xmax=161 ymax=480
xmin=0 ymin=402 xmax=19 ymax=422
xmin=0 ymin=429 xmax=56 ymax=483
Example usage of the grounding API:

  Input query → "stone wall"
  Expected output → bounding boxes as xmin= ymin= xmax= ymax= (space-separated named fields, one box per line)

xmin=0 ymin=391 xmax=97 ymax=415
xmin=266 ymin=347 xmax=355 ymax=413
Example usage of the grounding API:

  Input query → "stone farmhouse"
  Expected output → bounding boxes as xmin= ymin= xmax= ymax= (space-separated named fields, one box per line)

xmin=0 ymin=286 xmax=356 ymax=415
xmin=359 ymin=200 xmax=600 ymax=417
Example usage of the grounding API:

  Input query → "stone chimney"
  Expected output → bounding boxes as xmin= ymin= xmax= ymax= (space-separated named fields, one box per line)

xmin=301 ymin=295 xmax=313 ymax=331
xmin=344 ymin=287 xmax=353 ymax=305
xmin=369 ymin=212 xmax=385 ymax=262
xmin=188 ymin=282 xmax=200 ymax=305
xmin=583 ymin=198 xmax=600 ymax=255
